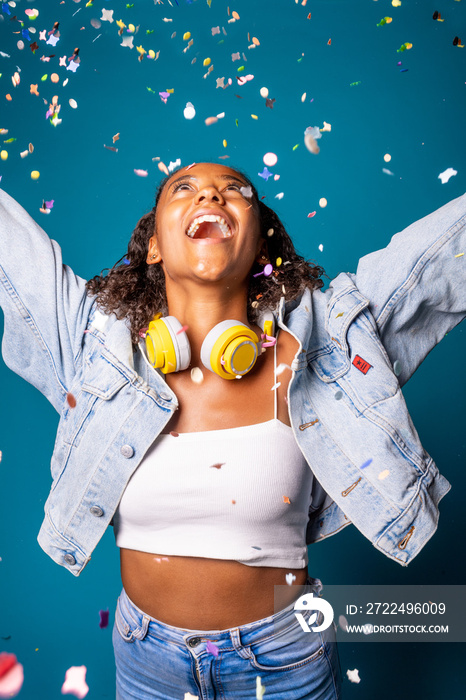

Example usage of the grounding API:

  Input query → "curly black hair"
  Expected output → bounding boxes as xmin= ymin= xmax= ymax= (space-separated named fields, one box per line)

xmin=85 ymin=164 xmax=325 ymax=348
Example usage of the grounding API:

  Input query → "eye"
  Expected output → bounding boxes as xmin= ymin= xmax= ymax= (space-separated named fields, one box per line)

xmin=225 ymin=183 xmax=242 ymax=191
xmin=172 ymin=182 xmax=193 ymax=192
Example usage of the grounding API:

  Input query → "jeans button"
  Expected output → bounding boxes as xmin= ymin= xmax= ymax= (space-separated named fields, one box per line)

xmin=89 ymin=505 xmax=104 ymax=517
xmin=120 ymin=444 xmax=134 ymax=458
xmin=188 ymin=637 xmax=202 ymax=647
xmin=64 ymin=553 xmax=76 ymax=566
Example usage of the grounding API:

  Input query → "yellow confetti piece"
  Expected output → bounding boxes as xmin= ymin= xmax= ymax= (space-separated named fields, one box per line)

xmin=116 ymin=19 xmax=126 ymax=29
xmin=0 ymin=150 xmax=8 ymax=161
xmin=454 ymin=253 xmax=464 ymax=258
xmin=136 ymin=46 xmax=146 ymax=55
xmin=336 ymin=312 xmax=344 ymax=318
xmin=31 ymin=170 xmax=40 ymax=180
xmin=166 ymin=88 xmax=174 ymax=93
xmin=148 ymin=49 xmax=156 ymax=59
xmin=251 ymin=114 xmax=258 ymax=119
xmin=203 ymin=57 xmax=211 ymax=66
xmin=276 ymin=257 xmax=282 ymax=266
xmin=223 ymin=139 xmax=227 ymax=147
xmin=378 ymin=469 xmax=390 ymax=480
xmin=128 ymin=24 xmax=136 ymax=33
xmin=392 ymin=0 xmax=401 ymax=6
xmin=183 ymin=32 xmax=191 ymax=41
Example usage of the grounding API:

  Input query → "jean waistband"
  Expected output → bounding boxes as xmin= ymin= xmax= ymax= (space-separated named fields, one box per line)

xmin=117 ymin=575 xmax=324 ymax=649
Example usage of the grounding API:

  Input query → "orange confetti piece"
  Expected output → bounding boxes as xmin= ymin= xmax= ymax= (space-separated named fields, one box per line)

xmin=169 ymin=431 xmax=179 ymax=437
xmin=5 ymin=94 xmax=12 ymax=101
xmin=30 ymin=84 xmax=39 ymax=95
xmin=232 ymin=11 xmax=240 ymax=20
xmin=210 ymin=463 xmax=225 ymax=469
xmin=327 ymin=38 xmax=332 ymax=45
xmin=231 ymin=500 xmax=236 ymax=504
xmin=283 ymin=496 xmax=291 ymax=504
xmin=252 ymin=37 xmax=260 ymax=45
xmin=113 ymin=133 xmax=120 ymax=143
xmin=66 ymin=393 xmax=77 ymax=408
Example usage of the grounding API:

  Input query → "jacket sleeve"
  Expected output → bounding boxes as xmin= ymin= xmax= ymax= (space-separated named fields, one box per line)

xmin=0 ymin=189 xmax=96 ymax=413
xmin=352 ymin=193 xmax=466 ymax=386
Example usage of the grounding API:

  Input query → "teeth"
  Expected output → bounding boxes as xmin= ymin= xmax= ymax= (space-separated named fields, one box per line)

xmin=186 ymin=214 xmax=232 ymax=238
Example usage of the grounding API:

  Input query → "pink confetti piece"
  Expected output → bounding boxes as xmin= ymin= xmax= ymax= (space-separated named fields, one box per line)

xmin=61 ymin=666 xmax=89 ymax=699
xmin=0 ymin=658 xmax=23 ymax=699
xmin=307 ymin=211 xmax=316 ymax=218
xmin=134 ymin=169 xmax=148 ymax=177
xmin=176 ymin=325 xmax=189 ymax=335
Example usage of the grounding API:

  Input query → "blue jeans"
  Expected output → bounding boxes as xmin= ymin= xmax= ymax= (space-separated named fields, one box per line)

xmin=113 ymin=576 xmax=343 ymax=699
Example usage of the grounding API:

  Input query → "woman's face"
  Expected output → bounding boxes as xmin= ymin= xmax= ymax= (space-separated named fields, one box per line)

xmin=146 ymin=163 xmax=264 ymax=287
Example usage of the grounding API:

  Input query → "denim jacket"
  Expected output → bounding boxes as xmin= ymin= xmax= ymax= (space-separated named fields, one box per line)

xmin=1 ymin=189 xmax=465 ymax=576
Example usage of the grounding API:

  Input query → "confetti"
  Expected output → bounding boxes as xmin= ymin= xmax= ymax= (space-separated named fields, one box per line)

xmin=184 ymin=694 xmax=199 ymax=700
xmin=383 ymin=168 xmax=394 ymax=176
xmin=170 ymin=431 xmax=179 ymax=437
xmin=158 ymin=162 xmax=169 ymax=175
xmin=190 ymin=367 xmax=204 ymax=384
xmin=210 ymin=463 xmax=225 ymax=470
xmin=206 ymin=640 xmax=219 ymax=656
xmin=263 ymin=152 xmax=277 ymax=167
xmin=347 ymin=669 xmax=361 ymax=684
xmin=378 ymin=469 xmax=390 ymax=480
xmin=319 ymin=198 xmax=327 ymax=208
xmin=359 ymin=459 xmax=373 ymax=469
xmin=283 ymin=495 xmax=291 ymax=504
xmin=438 ymin=168 xmax=457 ymax=184
xmin=31 ymin=170 xmax=40 ymax=180
xmin=384 ymin=154 xmax=392 ymax=162
xmin=307 ymin=211 xmax=316 ymax=218
xmin=66 ymin=393 xmax=77 ymax=408
xmin=454 ymin=253 xmax=464 ymax=258
xmin=183 ymin=102 xmax=196 ymax=119
xmin=285 ymin=573 xmax=296 ymax=585
xmin=258 ymin=167 xmax=273 ymax=181
xmin=267 ymin=228 xmax=274 ymax=237
xmin=256 ymin=676 xmax=266 ymax=700
xmin=0 ymin=151 xmax=7 ymax=161
xmin=134 ymin=169 xmax=148 ymax=177
xmin=304 ymin=126 xmax=321 ymax=154
xmin=61 ymin=666 xmax=89 ymax=699
xmin=98 ymin=609 xmax=109 ymax=629
xmin=0 ymin=654 xmax=24 ymax=698
xmin=259 ymin=87 xmax=269 ymax=98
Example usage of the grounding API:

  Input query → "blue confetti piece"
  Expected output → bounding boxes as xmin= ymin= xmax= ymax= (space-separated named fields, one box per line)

xmin=123 ymin=258 xmax=131 ymax=265
xmin=2 ymin=4 xmax=11 ymax=16
xmin=400 ymin=69 xmax=409 ymax=73
xmin=360 ymin=459 xmax=373 ymax=469
xmin=258 ymin=167 xmax=273 ymax=181
xmin=22 ymin=28 xmax=31 ymax=41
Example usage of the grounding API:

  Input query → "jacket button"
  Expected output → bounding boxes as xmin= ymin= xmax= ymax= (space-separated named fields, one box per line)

xmin=120 ymin=444 xmax=134 ymax=458
xmin=188 ymin=637 xmax=202 ymax=647
xmin=64 ymin=553 xmax=76 ymax=566
xmin=90 ymin=505 xmax=104 ymax=517
xmin=159 ymin=391 xmax=172 ymax=401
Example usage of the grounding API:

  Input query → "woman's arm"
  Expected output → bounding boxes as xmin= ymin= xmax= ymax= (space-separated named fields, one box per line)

xmin=0 ymin=189 xmax=95 ymax=413
xmin=352 ymin=193 xmax=466 ymax=386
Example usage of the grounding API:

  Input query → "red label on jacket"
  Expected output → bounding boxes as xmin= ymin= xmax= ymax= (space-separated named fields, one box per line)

xmin=352 ymin=355 xmax=372 ymax=374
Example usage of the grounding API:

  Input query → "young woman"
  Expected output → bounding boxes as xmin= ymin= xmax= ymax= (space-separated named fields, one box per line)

xmin=0 ymin=163 xmax=464 ymax=699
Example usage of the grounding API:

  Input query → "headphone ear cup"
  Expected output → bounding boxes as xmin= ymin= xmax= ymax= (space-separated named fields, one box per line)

xmin=201 ymin=320 xmax=259 ymax=380
xmin=145 ymin=316 xmax=191 ymax=373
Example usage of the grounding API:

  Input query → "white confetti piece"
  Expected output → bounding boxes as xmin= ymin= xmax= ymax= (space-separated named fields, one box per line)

xmin=347 ymin=668 xmax=361 ymax=684
xmin=318 ymin=244 xmax=324 ymax=252
xmin=275 ymin=363 xmax=292 ymax=376
xmin=183 ymin=102 xmax=195 ymax=119
xmin=270 ymin=382 xmax=281 ymax=391
xmin=275 ymin=192 xmax=284 ymax=200
xmin=61 ymin=666 xmax=89 ymax=698
xmin=382 ymin=168 xmax=394 ymax=176
xmin=378 ymin=469 xmax=390 ymax=480
xmin=190 ymin=367 xmax=204 ymax=384
xmin=263 ymin=152 xmax=277 ymax=167
xmin=285 ymin=572 xmax=296 ymax=585
xmin=256 ymin=676 xmax=266 ymax=700
xmin=438 ymin=167 xmax=457 ymax=184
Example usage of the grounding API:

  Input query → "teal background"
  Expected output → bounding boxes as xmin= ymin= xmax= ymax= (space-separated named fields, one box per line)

xmin=0 ymin=0 xmax=465 ymax=698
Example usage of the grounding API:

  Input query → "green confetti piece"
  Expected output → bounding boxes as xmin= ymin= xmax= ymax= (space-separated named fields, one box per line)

xmin=235 ymin=119 xmax=239 ymax=127
xmin=237 ymin=66 xmax=245 ymax=72
xmin=41 ymin=75 xmax=48 ymax=81
xmin=146 ymin=87 xmax=156 ymax=93
xmin=3 ymin=138 xmax=16 ymax=143
xmin=350 ymin=81 xmax=361 ymax=86
xmin=146 ymin=30 xmax=155 ymax=35
xmin=297 ymin=57 xmax=303 ymax=63
xmin=292 ymin=144 xmax=299 ymax=151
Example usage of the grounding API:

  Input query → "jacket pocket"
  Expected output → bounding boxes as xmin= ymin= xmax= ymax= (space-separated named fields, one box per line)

xmin=61 ymin=351 xmax=130 ymax=449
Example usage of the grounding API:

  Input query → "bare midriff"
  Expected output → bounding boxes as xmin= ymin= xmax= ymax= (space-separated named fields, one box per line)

xmin=119 ymin=329 xmax=308 ymax=630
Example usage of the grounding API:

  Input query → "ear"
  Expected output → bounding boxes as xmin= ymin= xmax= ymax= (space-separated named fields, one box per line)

xmin=255 ymin=238 xmax=269 ymax=264
xmin=146 ymin=235 xmax=162 ymax=264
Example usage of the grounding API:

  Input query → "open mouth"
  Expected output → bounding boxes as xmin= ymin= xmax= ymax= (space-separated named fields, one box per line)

xmin=186 ymin=214 xmax=232 ymax=239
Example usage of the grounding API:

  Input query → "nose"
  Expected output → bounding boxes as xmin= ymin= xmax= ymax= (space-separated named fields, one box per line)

xmin=194 ymin=185 xmax=225 ymax=205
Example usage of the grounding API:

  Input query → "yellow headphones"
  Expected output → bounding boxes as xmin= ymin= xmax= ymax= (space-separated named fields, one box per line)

xmin=145 ymin=313 xmax=275 ymax=380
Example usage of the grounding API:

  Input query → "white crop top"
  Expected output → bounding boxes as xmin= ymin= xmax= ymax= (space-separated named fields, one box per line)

xmin=113 ymin=341 xmax=314 ymax=568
